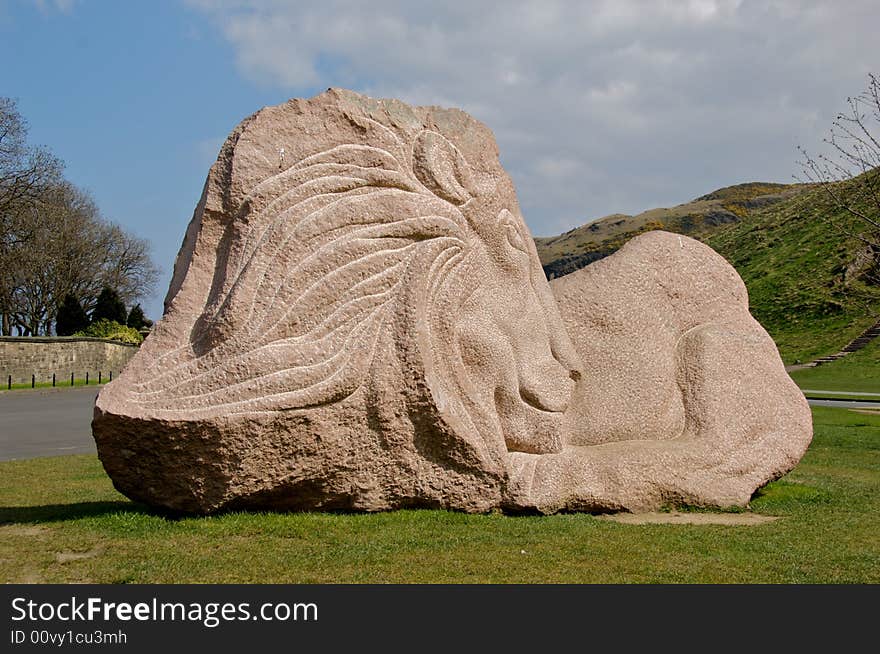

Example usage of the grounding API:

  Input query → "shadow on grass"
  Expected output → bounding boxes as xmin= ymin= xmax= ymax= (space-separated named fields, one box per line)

xmin=0 ymin=501 xmax=161 ymax=524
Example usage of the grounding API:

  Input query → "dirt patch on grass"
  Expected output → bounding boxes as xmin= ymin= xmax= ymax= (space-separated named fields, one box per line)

xmin=850 ymin=408 xmax=880 ymax=416
xmin=55 ymin=546 xmax=102 ymax=563
xmin=597 ymin=511 xmax=780 ymax=525
xmin=19 ymin=569 xmax=45 ymax=583
xmin=0 ymin=524 xmax=50 ymax=537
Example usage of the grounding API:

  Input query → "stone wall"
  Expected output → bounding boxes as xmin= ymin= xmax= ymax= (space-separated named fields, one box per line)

xmin=0 ymin=337 xmax=139 ymax=385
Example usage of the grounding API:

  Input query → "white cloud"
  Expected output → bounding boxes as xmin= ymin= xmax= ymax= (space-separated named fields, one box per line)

xmin=32 ymin=0 xmax=75 ymax=14
xmin=535 ymin=156 xmax=585 ymax=180
xmin=186 ymin=0 xmax=880 ymax=235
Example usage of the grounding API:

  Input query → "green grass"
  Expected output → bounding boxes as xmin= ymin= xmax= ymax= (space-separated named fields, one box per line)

xmin=790 ymin=338 xmax=880 ymax=394
xmin=708 ymin=176 xmax=880 ymax=363
xmin=1 ymin=406 xmax=877 ymax=583
xmin=1 ymin=378 xmax=110 ymax=392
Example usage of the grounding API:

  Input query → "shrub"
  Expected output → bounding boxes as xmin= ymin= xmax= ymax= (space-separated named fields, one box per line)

xmin=74 ymin=319 xmax=144 ymax=345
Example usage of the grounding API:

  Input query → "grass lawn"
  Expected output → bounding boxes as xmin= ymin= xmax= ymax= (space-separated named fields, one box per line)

xmin=789 ymin=338 xmax=880 ymax=394
xmin=1 ymin=378 xmax=110 ymax=392
xmin=0 ymin=406 xmax=877 ymax=584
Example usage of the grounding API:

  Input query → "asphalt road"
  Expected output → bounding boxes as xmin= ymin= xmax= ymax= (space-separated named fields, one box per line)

xmin=0 ymin=388 xmax=877 ymax=462
xmin=802 ymin=389 xmax=880 ymax=398
xmin=0 ymin=386 xmax=99 ymax=461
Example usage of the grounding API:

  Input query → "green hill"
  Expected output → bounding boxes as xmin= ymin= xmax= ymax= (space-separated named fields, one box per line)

xmin=707 ymin=175 xmax=880 ymax=362
xmin=535 ymin=177 xmax=880 ymax=363
xmin=536 ymin=182 xmax=807 ymax=278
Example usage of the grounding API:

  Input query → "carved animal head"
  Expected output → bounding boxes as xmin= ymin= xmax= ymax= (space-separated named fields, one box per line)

xmin=127 ymin=94 xmax=580 ymax=470
xmin=410 ymin=130 xmax=580 ymax=456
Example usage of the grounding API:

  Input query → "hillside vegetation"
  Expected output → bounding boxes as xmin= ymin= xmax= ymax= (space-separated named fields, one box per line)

xmin=535 ymin=176 xmax=880 ymax=363
xmin=707 ymin=175 xmax=880 ymax=362
xmin=536 ymin=182 xmax=808 ymax=278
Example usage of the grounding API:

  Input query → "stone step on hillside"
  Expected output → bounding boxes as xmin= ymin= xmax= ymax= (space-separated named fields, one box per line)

xmin=843 ymin=340 xmax=872 ymax=351
xmin=847 ymin=331 xmax=880 ymax=339
xmin=847 ymin=335 xmax=880 ymax=344
xmin=814 ymin=356 xmax=845 ymax=364
xmin=811 ymin=316 xmax=880 ymax=367
xmin=840 ymin=319 xmax=880 ymax=353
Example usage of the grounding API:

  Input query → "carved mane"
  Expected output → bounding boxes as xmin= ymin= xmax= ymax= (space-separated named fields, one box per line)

xmin=127 ymin=121 xmax=481 ymax=422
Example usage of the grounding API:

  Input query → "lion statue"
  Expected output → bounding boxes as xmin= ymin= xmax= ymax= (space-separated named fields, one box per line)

xmin=92 ymin=89 xmax=812 ymax=514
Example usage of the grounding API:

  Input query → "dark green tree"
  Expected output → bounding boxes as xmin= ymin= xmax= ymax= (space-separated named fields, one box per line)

xmin=126 ymin=303 xmax=148 ymax=330
xmin=91 ymin=286 xmax=126 ymax=325
xmin=55 ymin=293 xmax=89 ymax=336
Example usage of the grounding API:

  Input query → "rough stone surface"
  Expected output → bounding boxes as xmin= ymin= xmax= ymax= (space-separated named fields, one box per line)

xmin=92 ymin=89 xmax=812 ymax=514
xmin=506 ymin=231 xmax=813 ymax=513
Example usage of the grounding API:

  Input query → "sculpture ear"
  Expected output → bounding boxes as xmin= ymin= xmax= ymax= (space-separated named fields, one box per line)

xmin=412 ymin=131 xmax=475 ymax=206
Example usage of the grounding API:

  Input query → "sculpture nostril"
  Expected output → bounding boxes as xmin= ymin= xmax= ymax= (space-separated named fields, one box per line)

xmin=519 ymin=361 xmax=575 ymax=413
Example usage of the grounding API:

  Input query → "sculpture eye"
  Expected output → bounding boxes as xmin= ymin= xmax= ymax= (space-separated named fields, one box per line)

xmin=505 ymin=223 xmax=526 ymax=251
xmin=499 ymin=210 xmax=526 ymax=252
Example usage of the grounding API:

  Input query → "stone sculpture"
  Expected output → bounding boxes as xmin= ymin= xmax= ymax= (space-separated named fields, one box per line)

xmin=92 ymin=89 xmax=812 ymax=514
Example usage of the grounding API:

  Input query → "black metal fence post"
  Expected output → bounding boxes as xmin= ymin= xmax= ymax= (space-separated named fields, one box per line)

xmin=70 ymin=372 xmax=74 ymax=387
xmin=109 ymin=371 xmax=112 ymax=382
xmin=52 ymin=373 xmax=56 ymax=387
xmin=85 ymin=372 xmax=89 ymax=385
xmin=98 ymin=371 xmax=102 ymax=384
xmin=7 ymin=375 xmax=10 ymax=390
xmin=31 ymin=374 xmax=35 ymax=388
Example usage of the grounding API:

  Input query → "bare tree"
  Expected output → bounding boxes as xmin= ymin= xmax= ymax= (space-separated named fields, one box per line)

xmin=0 ymin=97 xmax=62 ymax=334
xmin=0 ymin=98 xmax=62 ymax=219
xmin=798 ymin=73 xmax=880 ymax=287
xmin=0 ymin=98 xmax=159 ymax=335
xmin=99 ymin=224 xmax=159 ymax=310
xmin=6 ymin=182 xmax=98 ymax=334
xmin=5 ymin=182 xmax=159 ymax=335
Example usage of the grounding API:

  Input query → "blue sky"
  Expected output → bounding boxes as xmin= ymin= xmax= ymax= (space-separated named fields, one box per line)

xmin=1 ymin=1 xmax=316 ymax=320
xmin=2 ymin=0 xmax=878 ymax=321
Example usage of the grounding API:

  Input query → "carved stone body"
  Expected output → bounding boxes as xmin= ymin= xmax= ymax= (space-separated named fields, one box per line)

xmin=92 ymin=89 xmax=812 ymax=514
